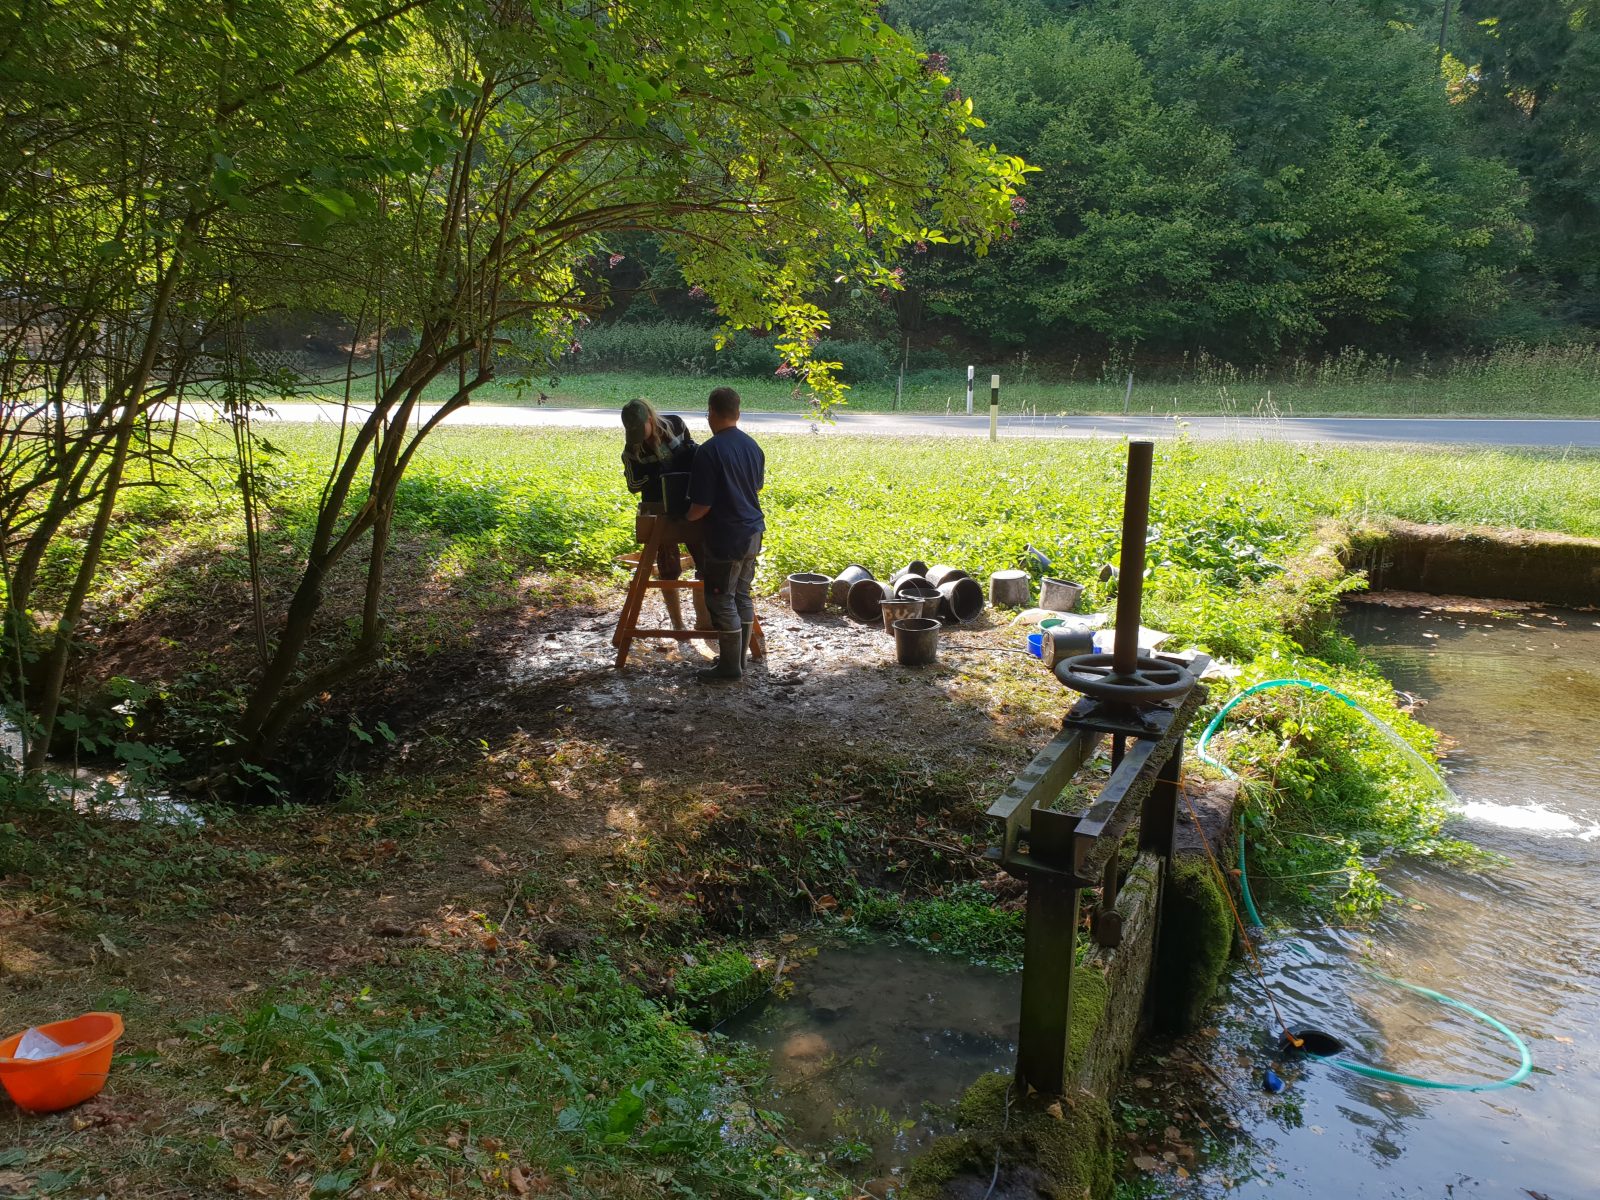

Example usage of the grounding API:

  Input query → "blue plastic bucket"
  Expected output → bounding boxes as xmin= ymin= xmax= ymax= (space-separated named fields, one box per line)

xmin=1027 ymin=632 xmax=1043 ymax=658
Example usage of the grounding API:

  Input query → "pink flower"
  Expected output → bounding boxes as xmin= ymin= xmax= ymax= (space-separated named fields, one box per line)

xmin=913 ymin=240 xmax=928 ymax=254
xmin=890 ymin=266 xmax=905 ymax=283
xmin=775 ymin=363 xmax=796 ymax=378
xmin=945 ymin=86 xmax=962 ymax=103
xmin=924 ymin=52 xmax=948 ymax=75
xmin=608 ymin=253 xmax=625 ymax=268
xmin=567 ymin=339 xmax=582 ymax=355
xmin=1010 ymin=196 xmax=1027 ymax=213
xmin=687 ymin=285 xmax=706 ymax=299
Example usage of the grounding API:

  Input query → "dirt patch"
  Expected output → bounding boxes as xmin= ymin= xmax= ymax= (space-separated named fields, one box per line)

xmin=411 ymin=589 xmax=1071 ymax=787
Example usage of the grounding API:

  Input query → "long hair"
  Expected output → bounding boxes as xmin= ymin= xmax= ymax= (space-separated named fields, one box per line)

xmin=622 ymin=396 xmax=661 ymax=453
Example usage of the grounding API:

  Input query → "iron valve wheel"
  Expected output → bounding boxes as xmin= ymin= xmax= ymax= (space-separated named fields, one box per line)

xmin=1053 ymin=652 xmax=1195 ymax=704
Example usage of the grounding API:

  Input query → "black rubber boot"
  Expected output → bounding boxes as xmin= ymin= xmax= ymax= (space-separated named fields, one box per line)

xmin=697 ymin=631 xmax=743 ymax=683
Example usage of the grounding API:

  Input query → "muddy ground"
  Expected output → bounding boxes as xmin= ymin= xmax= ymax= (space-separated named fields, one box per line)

xmin=3 ymin=582 xmax=1075 ymax=1023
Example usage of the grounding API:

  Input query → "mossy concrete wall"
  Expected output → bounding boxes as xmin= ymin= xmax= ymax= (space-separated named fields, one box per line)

xmin=1347 ymin=519 xmax=1600 ymax=607
xmin=908 ymin=781 xmax=1240 ymax=1200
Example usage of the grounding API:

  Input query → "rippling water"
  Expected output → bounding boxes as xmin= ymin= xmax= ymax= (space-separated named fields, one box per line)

xmin=1172 ymin=605 xmax=1600 ymax=1198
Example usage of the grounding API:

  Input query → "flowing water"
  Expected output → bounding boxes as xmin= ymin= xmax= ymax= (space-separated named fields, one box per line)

xmin=723 ymin=943 xmax=1020 ymax=1183
xmin=1167 ymin=604 xmax=1600 ymax=1198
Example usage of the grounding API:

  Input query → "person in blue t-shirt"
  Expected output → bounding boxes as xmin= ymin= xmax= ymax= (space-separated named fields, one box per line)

xmin=686 ymin=386 xmax=765 ymax=682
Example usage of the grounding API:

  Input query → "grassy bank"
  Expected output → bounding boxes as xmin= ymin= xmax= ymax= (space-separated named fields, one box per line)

xmin=5 ymin=427 xmax=1596 ymax=1197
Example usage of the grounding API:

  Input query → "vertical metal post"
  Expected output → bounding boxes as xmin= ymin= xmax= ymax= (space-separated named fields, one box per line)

xmin=1112 ymin=441 xmax=1154 ymax=677
xmin=966 ymin=364 xmax=974 ymax=415
xmin=1139 ymin=736 xmax=1182 ymax=858
xmin=989 ymin=374 xmax=1000 ymax=442
xmin=1016 ymin=874 xmax=1080 ymax=1095
xmin=1123 ymin=371 xmax=1134 ymax=415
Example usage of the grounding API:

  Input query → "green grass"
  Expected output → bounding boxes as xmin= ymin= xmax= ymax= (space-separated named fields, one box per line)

xmin=304 ymin=340 xmax=1600 ymax=416
xmin=33 ymin=424 xmax=1600 ymax=915
xmin=244 ymin=425 xmax=1600 ymax=600
xmin=188 ymin=950 xmax=847 ymax=1199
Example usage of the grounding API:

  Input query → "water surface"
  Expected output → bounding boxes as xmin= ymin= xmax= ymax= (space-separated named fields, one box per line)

xmin=1167 ymin=605 xmax=1600 ymax=1198
xmin=724 ymin=942 xmax=1019 ymax=1182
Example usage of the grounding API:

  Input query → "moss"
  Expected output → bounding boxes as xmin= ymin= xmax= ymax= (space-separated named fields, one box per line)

xmin=904 ymin=968 xmax=1115 ymax=1200
xmin=908 ymin=1073 xmax=1114 ymax=1200
xmin=1065 ymin=965 xmax=1109 ymax=1080
xmin=1150 ymin=856 xmax=1234 ymax=1033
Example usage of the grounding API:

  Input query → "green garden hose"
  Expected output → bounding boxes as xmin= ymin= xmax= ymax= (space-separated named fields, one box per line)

xmin=1196 ymin=677 xmax=1533 ymax=1093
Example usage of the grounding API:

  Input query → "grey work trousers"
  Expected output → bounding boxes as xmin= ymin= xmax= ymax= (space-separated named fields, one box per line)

xmin=701 ymin=532 xmax=761 ymax=633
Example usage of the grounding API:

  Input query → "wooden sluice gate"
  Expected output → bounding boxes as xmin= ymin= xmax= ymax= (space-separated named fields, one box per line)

xmin=985 ymin=440 xmax=1209 ymax=1095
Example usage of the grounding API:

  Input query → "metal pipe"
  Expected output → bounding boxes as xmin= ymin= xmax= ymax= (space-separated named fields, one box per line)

xmin=1113 ymin=440 xmax=1154 ymax=677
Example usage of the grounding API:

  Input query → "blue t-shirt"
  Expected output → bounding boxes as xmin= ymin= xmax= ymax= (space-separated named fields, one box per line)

xmin=688 ymin=426 xmax=766 ymax=558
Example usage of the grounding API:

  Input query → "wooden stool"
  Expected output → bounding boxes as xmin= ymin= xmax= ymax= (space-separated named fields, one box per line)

xmin=611 ymin=514 xmax=766 ymax=669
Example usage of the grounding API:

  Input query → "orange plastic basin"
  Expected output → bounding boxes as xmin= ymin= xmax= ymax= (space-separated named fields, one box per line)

xmin=0 ymin=1012 xmax=124 ymax=1112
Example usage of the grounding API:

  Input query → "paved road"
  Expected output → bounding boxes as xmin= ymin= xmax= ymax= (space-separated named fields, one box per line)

xmin=204 ymin=401 xmax=1600 ymax=448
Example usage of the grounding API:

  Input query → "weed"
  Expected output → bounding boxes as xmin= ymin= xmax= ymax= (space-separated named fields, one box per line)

xmin=192 ymin=950 xmax=847 ymax=1198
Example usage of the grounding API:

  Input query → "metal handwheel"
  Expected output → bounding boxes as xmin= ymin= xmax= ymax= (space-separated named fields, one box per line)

xmin=1053 ymin=652 xmax=1195 ymax=704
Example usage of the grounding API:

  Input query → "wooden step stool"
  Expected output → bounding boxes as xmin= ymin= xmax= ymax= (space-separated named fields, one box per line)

xmin=611 ymin=514 xmax=766 ymax=669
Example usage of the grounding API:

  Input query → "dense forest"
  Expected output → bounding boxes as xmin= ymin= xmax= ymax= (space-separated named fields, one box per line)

xmin=608 ymin=0 xmax=1600 ymax=363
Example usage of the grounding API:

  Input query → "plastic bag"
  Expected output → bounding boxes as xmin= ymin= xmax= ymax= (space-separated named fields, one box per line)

xmin=14 ymin=1028 xmax=88 ymax=1060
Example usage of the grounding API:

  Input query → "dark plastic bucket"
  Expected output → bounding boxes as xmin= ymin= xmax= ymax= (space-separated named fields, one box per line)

xmin=788 ymin=573 xmax=831 ymax=614
xmin=990 ymin=569 xmax=1031 ymax=607
xmin=831 ymin=565 xmax=872 ymax=608
xmin=926 ymin=565 xmax=970 ymax=588
xmin=879 ymin=597 xmax=923 ymax=634
xmin=1281 ymin=1028 xmax=1347 ymax=1058
xmin=938 ymin=576 xmax=985 ymax=623
xmin=897 ymin=584 xmax=941 ymax=619
xmin=890 ymin=561 xmax=930 ymax=586
xmin=893 ymin=573 xmax=933 ymax=597
xmin=846 ymin=578 xmax=887 ymax=621
xmin=893 ymin=617 xmax=940 ymax=666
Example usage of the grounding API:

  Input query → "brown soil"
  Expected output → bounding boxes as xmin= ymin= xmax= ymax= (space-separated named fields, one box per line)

xmin=2 ymin=588 xmax=1077 ymax=1195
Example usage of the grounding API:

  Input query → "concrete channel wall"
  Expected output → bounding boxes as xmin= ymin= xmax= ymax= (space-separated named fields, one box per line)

xmin=907 ymin=780 xmax=1238 ymax=1200
xmin=1347 ymin=519 xmax=1600 ymax=607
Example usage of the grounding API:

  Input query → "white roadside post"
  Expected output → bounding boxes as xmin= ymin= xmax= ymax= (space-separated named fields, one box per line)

xmin=966 ymin=364 xmax=975 ymax=415
xmin=990 ymin=374 xmax=1000 ymax=442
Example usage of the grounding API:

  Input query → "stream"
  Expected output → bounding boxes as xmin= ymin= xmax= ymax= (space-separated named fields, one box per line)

xmin=728 ymin=604 xmax=1599 ymax=1197
xmin=1160 ymin=603 xmax=1600 ymax=1198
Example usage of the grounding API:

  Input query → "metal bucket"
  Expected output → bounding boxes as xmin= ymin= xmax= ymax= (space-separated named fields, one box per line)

xmin=938 ymin=576 xmax=985 ymax=623
xmin=788 ymin=573 xmax=831 ymax=614
xmin=831 ymin=565 xmax=873 ymax=607
xmin=846 ymin=577 xmax=887 ymax=621
xmin=1039 ymin=577 xmax=1084 ymax=612
xmin=893 ymin=617 xmax=940 ymax=666
xmin=926 ymin=565 xmax=969 ymax=588
xmin=878 ymin=597 xmax=923 ymax=634
xmin=1040 ymin=627 xmax=1095 ymax=667
xmin=889 ymin=561 xmax=930 ymax=586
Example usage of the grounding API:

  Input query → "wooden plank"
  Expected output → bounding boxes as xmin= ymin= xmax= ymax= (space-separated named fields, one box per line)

xmin=1016 ymin=874 xmax=1080 ymax=1095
